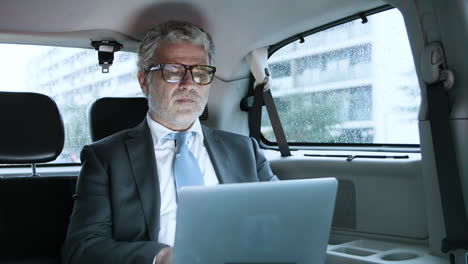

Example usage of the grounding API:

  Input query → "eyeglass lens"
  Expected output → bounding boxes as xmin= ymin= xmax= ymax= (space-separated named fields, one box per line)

xmin=162 ymin=64 xmax=214 ymax=84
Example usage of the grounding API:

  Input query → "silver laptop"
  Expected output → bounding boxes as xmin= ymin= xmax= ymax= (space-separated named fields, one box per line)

xmin=173 ymin=177 xmax=338 ymax=264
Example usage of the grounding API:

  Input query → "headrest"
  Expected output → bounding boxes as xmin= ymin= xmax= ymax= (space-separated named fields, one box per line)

xmin=0 ymin=92 xmax=64 ymax=164
xmin=89 ymin=97 xmax=209 ymax=142
xmin=89 ymin=97 xmax=149 ymax=142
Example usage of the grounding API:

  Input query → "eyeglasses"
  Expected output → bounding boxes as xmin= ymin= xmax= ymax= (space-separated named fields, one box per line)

xmin=148 ymin=63 xmax=216 ymax=85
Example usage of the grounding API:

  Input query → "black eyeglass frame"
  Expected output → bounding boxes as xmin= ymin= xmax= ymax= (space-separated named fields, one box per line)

xmin=147 ymin=63 xmax=217 ymax=85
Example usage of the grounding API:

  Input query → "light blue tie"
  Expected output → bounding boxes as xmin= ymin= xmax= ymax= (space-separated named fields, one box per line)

xmin=167 ymin=131 xmax=204 ymax=194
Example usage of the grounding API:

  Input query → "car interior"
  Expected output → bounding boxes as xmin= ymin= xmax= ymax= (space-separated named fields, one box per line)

xmin=0 ymin=0 xmax=467 ymax=263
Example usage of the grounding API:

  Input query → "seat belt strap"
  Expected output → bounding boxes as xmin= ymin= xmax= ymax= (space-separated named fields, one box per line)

xmin=421 ymin=42 xmax=468 ymax=254
xmin=263 ymin=88 xmax=291 ymax=157
xmin=426 ymin=81 xmax=468 ymax=253
xmin=246 ymin=48 xmax=291 ymax=157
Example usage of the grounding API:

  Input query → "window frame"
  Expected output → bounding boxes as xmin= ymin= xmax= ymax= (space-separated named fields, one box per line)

xmin=257 ymin=4 xmax=421 ymax=152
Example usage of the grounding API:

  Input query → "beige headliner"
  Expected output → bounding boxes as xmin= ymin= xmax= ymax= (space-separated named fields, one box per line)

xmin=0 ymin=0 xmax=385 ymax=80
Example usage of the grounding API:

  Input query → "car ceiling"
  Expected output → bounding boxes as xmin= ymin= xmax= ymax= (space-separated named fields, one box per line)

xmin=0 ymin=0 xmax=385 ymax=80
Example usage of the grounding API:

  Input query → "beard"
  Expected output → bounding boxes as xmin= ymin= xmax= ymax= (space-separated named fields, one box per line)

xmin=147 ymin=88 xmax=207 ymax=130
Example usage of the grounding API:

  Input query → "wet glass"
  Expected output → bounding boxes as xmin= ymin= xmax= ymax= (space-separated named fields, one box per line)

xmin=263 ymin=9 xmax=420 ymax=144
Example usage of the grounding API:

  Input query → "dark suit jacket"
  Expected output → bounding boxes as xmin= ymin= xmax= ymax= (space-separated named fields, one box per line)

xmin=62 ymin=121 xmax=277 ymax=264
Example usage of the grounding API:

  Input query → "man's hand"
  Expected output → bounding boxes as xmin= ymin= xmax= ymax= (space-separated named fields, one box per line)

xmin=155 ymin=247 xmax=173 ymax=264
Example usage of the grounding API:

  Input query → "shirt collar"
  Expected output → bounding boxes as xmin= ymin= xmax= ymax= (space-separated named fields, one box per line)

xmin=146 ymin=113 xmax=204 ymax=146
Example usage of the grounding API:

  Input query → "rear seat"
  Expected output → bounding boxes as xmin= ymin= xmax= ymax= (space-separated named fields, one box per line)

xmin=88 ymin=97 xmax=148 ymax=142
xmin=0 ymin=91 xmax=77 ymax=264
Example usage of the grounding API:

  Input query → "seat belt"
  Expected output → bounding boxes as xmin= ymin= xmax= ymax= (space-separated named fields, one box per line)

xmin=246 ymin=48 xmax=291 ymax=157
xmin=427 ymin=81 xmax=468 ymax=253
xmin=422 ymin=42 xmax=468 ymax=259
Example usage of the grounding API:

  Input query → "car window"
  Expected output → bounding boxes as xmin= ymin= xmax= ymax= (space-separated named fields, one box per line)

xmin=263 ymin=8 xmax=420 ymax=145
xmin=0 ymin=44 xmax=142 ymax=164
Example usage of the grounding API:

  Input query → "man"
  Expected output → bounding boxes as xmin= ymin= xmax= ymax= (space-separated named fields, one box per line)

xmin=62 ymin=21 xmax=277 ymax=264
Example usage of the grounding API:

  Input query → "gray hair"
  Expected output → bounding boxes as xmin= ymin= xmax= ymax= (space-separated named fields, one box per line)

xmin=137 ymin=20 xmax=215 ymax=72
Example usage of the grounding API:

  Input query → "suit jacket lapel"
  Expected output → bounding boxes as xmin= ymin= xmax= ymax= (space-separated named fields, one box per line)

xmin=202 ymin=125 xmax=234 ymax=184
xmin=125 ymin=121 xmax=160 ymax=241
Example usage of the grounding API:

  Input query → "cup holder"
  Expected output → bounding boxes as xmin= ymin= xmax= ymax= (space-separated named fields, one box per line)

xmin=332 ymin=247 xmax=376 ymax=257
xmin=381 ymin=252 xmax=420 ymax=261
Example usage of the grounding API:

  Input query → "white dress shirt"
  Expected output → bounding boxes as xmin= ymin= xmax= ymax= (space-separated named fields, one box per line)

xmin=146 ymin=114 xmax=219 ymax=247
